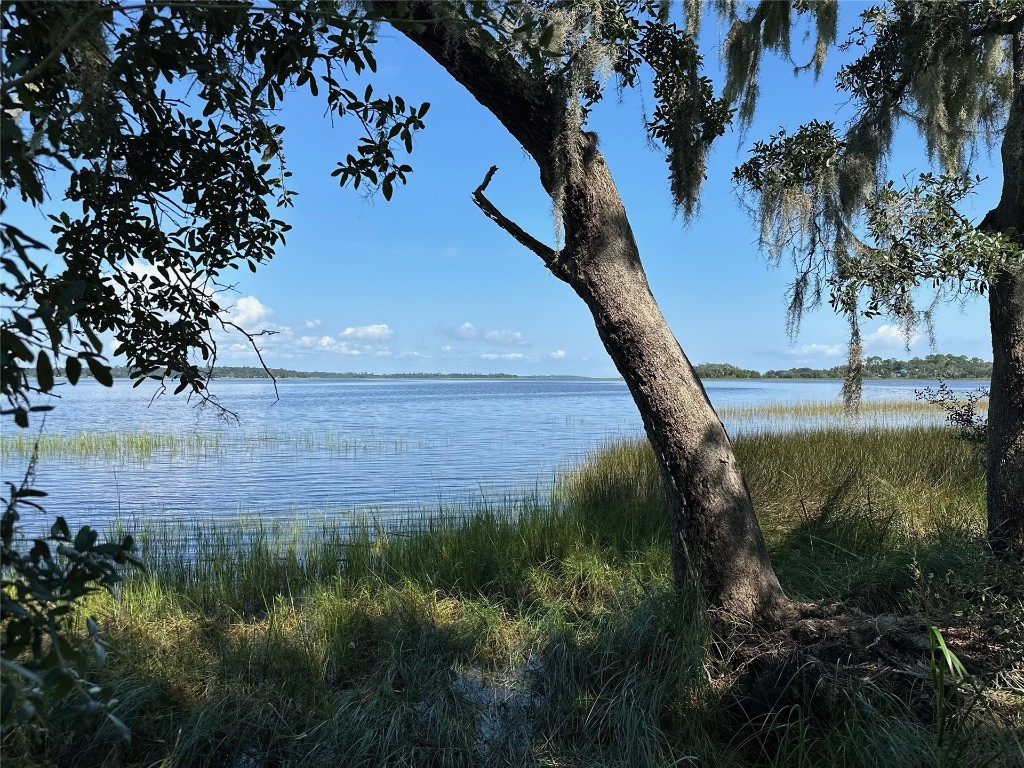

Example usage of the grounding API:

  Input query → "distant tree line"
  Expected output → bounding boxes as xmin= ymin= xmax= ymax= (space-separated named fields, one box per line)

xmin=762 ymin=355 xmax=992 ymax=380
xmin=76 ymin=357 xmax=991 ymax=381
xmin=694 ymin=356 xmax=991 ymax=379
xmin=90 ymin=366 xmax=589 ymax=381
xmin=692 ymin=363 xmax=763 ymax=379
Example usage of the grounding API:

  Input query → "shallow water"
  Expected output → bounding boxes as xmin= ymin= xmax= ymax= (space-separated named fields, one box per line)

xmin=2 ymin=378 xmax=986 ymax=530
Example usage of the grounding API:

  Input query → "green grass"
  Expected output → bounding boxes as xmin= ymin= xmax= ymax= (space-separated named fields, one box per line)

xmin=717 ymin=398 xmax=986 ymax=434
xmin=0 ymin=430 xmax=422 ymax=462
xmin=0 ymin=431 xmax=225 ymax=461
xmin=3 ymin=427 xmax=1022 ymax=767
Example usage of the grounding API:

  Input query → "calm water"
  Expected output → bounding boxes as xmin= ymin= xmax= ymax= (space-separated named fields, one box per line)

xmin=1 ymin=378 xmax=987 ymax=530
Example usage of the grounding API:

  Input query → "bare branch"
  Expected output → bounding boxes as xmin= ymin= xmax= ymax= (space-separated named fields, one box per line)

xmin=221 ymin=320 xmax=280 ymax=404
xmin=472 ymin=166 xmax=563 ymax=276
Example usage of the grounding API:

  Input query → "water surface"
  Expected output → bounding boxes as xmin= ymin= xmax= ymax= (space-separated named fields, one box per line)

xmin=2 ymin=378 xmax=986 ymax=530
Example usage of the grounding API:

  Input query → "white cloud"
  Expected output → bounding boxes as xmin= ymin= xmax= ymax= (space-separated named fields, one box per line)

xmin=441 ymin=345 xmax=454 ymax=353
xmin=443 ymin=322 xmax=528 ymax=346
xmin=454 ymin=322 xmax=479 ymax=339
xmin=483 ymin=329 xmax=527 ymax=346
xmin=252 ymin=321 xmax=393 ymax=360
xmin=863 ymin=323 xmax=919 ymax=352
xmin=230 ymin=296 xmax=273 ymax=327
xmin=549 ymin=349 xmax=566 ymax=359
xmin=303 ymin=319 xmax=321 ymax=329
xmin=788 ymin=343 xmax=844 ymax=359
xmin=340 ymin=323 xmax=393 ymax=340
xmin=481 ymin=353 xmax=526 ymax=361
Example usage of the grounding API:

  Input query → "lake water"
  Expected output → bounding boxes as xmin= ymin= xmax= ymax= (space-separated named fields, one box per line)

xmin=1 ymin=378 xmax=987 ymax=532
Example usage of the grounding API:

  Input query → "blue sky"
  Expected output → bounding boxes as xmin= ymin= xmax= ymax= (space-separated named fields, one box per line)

xmin=9 ymin=4 xmax=1000 ymax=377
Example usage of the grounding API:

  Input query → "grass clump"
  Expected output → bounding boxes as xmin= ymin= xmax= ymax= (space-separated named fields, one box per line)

xmin=3 ymin=427 xmax=1021 ymax=767
xmin=0 ymin=431 xmax=224 ymax=462
xmin=0 ymin=430 xmax=420 ymax=463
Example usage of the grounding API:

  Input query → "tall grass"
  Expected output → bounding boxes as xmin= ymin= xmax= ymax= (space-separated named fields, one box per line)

xmin=3 ymin=428 xmax=1021 ymax=767
xmin=718 ymin=398 xmax=985 ymax=421
xmin=0 ymin=431 xmax=224 ymax=461
xmin=0 ymin=429 xmax=422 ymax=462
xmin=718 ymin=398 xmax=987 ymax=435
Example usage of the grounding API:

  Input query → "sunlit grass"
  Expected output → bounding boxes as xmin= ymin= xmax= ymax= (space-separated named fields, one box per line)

xmin=6 ymin=426 xmax=1021 ymax=767
xmin=0 ymin=431 xmax=224 ymax=461
xmin=719 ymin=398 xmax=987 ymax=435
xmin=0 ymin=429 xmax=424 ymax=462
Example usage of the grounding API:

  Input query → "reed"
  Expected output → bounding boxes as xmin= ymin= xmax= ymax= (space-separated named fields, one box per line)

xmin=0 ymin=429 xmax=423 ymax=462
xmin=718 ymin=398 xmax=988 ymax=436
xmin=0 ymin=431 xmax=224 ymax=461
xmin=4 ymin=428 xmax=1021 ymax=768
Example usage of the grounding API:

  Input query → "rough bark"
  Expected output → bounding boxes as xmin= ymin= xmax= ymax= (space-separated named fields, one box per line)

xmin=556 ymin=136 xmax=788 ymax=621
xmin=981 ymin=18 xmax=1024 ymax=559
xmin=379 ymin=2 xmax=789 ymax=622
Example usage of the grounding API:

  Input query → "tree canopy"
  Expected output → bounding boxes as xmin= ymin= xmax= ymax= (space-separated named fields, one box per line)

xmin=732 ymin=1 xmax=1022 ymax=380
xmin=1 ymin=0 xmax=429 ymax=427
xmin=1 ymin=0 xmax=432 ymax=734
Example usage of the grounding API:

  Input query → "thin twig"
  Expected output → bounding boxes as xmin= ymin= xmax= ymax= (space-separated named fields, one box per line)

xmin=222 ymin=320 xmax=279 ymax=404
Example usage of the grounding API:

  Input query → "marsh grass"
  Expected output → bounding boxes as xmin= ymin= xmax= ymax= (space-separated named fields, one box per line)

xmin=4 ymin=428 xmax=1022 ymax=767
xmin=0 ymin=430 xmax=423 ymax=463
xmin=718 ymin=398 xmax=987 ymax=435
xmin=718 ymin=397 xmax=985 ymax=421
xmin=0 ymin=399 xmax=984 ymax=464
xmin=0 ymin=431 xmax=225 ymax=461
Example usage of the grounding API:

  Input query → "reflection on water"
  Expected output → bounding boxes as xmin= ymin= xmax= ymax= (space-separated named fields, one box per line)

xmin=2 ymin=378 xmax=986 ymax=530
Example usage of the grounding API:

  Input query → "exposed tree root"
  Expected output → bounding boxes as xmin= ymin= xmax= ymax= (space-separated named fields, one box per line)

xmin=710 ymin=600 xmax=1024 ymax=748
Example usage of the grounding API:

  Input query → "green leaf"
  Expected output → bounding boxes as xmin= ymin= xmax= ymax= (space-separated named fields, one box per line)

xmin=51 ymin=517 xmax=69 ymax=539
xmin=538 ymin=23 xmax=555 ymax=49
xmin=74 ymin=526 xmax=98 ymax=552
xmin=1 ymin=658 xmax=44 ymax=686
xmin=66 ymin=356 xmax=82 ymax=385
xmin=85 ymin=358 xmax=114 ymax=387
xmin=36 ymin=351 xmax=54 ymax=392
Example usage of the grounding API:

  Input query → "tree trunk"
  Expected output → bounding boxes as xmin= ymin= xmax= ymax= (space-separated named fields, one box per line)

xmin=987 ymin=272 xmax=1024 ymax=557
xmin=381 ymin=2 xmax=790 ymax=623
xmin=982 ymin=18 xmax=1024 ymax=559
xmin=557 ymin=137 xmax=789 ymax=621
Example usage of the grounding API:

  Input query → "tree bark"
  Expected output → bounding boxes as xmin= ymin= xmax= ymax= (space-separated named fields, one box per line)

xmin=380 ymin=2 xmax=789 ymax=622
xmin=556 ymin=136 xmax=788 ymax=621
xmin=982 ymin=18 xmax=1024 ymax=559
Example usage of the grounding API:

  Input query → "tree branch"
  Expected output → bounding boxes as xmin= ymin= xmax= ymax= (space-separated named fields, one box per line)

xmin=2 ymin=7 xmax=103 ymax=95
xmin=372 ymin=1 xmax=559 ymax=184
xmin=221 ymin=320 xmax=280 ymax=404
xmin=472 ymin=166 xmax=562 ymax=275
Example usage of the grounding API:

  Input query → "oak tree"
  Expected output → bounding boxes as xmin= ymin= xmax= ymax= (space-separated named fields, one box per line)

xmin=731 ymin=0 xmax=1024 ymax=558
xmin=367 ymin=0 xmax=852 ymax=624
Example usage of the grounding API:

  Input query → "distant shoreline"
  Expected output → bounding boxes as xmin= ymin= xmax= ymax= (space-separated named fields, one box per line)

xmin=72 ymin=355 xmax=994 ymax=382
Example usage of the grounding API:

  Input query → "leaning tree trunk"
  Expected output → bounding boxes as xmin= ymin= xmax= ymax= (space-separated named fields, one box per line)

xmin=380 ymin=2 xmax=789 ymax=622
xmin=556 ymin=136 xmax=788 ymax=620
xmin=982 ymin=17 xmax=1024 ymax=559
